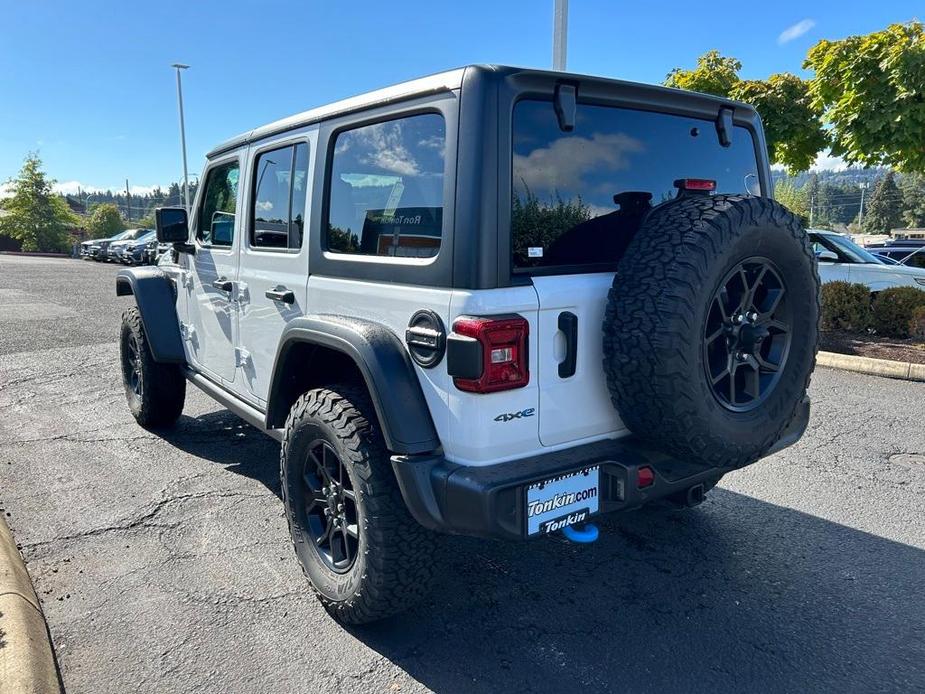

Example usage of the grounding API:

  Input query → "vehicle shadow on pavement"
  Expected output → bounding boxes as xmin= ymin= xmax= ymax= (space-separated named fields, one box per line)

xmin=158 ymin=412 xmax=282 ymax=498
xmin=351 ymin=490 xmax=924 ymax=693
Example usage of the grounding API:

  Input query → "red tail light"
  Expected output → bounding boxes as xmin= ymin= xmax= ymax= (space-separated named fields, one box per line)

xmin=637 ymin=466 xmax=655 ymax=488
xmin=674 ymin=178 xmax=716 ymax=192
xmin=451 ymin=316 xmax=529 ymax=393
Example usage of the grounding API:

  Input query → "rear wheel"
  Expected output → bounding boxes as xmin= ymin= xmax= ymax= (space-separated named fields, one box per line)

xmin=281 ymin=385 xmax=436 ymax=624
xmin=119 ymin=308 xmax=185 ymax=428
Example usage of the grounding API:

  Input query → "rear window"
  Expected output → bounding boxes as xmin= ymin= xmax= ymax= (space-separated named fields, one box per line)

xmin=512 ymin=100 xmax=761 ymax=272
xmin=325 ymin=113 xmax=445 ymax=259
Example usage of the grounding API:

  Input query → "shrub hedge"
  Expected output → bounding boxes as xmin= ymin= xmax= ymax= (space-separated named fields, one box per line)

xmin=820 ymin=281 xmax=872 ymax=332
xmin=871 ymin=287 xmax=925 ymax=338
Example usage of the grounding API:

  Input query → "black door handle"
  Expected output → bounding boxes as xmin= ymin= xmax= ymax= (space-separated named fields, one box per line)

xmin=265 ymin=287 xmax=295 ymax=304
xmin=211 ymin=277 xmax=233 ymax=293
xmin=558 ymin=311 xmax=578 ymax=378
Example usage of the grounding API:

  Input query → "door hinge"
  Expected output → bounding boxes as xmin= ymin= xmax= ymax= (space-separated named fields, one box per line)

xmin=236 ymin=282 xmax=249 ymax=306
xmin=235 ymin=347 xmax=251 ymax=368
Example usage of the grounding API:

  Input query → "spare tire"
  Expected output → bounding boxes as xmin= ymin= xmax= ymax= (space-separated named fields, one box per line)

xmin=602 ymin=194 xmax=819 ymax=468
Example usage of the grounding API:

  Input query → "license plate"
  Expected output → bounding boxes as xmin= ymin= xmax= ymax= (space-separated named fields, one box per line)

xmin=525 ymin=466 xmax=600 ymax=536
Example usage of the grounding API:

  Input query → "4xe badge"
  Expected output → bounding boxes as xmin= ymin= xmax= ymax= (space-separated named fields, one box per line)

xmin=494 ymin=408 xmax=535 ymax=423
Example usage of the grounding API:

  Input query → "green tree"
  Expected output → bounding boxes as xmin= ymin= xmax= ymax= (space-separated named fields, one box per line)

xmin=804 ymin=22 xmax=925 ymax=172
xmin=900 ymin=174 xmax=925 ymax=228
xmin=863 ymin=172 xmax=904 ymax=233
xmin=0 ymin=153 xmax=76 ymax=252
xmin=729 ymin=74 xmax=828 ymax=174
xmin=773 ymin=178 xmax=809 ymax=226
xmin=665 ymin=52 xmax=826 ymax=174
xmin=88 ymin=203 xmax=125 ymax=238
xmin=664 ymin=50 xmax=742 ymax=96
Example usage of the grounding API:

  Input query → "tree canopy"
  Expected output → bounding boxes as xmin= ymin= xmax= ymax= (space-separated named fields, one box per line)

xmin=804 ymin=22 xmax=925 ymax=173
xmin=900 ymin=174 xmax=925 ymax=228
xmin=87 ymin=203 xmax=125 ymax=238
xmin=0 ymin=153 xmax=76 ymax=252
xmin=664 ymin=50 xmax=742 ymax=96
xmin=664 ymin=52 xmax=827 ymax=174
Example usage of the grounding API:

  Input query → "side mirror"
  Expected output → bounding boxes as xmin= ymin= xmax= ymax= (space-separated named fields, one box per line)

xmin=155 ymin=207 xmax=190 ymax=244
xmin=816 ymin=250 xmax=838 ymax=263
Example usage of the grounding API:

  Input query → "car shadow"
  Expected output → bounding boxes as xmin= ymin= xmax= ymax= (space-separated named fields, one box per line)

xmin=159 ymin=410 xmax=282 ymax=498
xmin=157 ymin=412 xmax=924 ymax=692
xmin=351 ymin=491 xmax=924 ymax=693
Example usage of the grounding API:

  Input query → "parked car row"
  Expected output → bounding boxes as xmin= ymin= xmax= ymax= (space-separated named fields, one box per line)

xmin=811 ymin=230 xmax=925 ymax=292
xmin=80 ymin=228 xmax=168 ymax=265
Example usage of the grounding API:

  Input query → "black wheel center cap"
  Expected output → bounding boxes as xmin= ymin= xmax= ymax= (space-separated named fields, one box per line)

xmin=737 ymin=323 xmax=769 ymax=353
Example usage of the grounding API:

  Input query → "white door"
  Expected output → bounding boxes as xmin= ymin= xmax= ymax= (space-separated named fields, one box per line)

xmin=186 ymin=156 xmax=242 ymax=384
xmin=532 ymin=274 xmax=626 ymax=447
xmin=236 ymin=137 xmax=314 ymax=404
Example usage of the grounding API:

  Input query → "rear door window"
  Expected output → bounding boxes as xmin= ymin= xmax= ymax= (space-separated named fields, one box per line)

xmin=251 ymin=142 xmax=310 ymax=250
xmin=511 ymin=100 xmax=761 ymax=272
xmin=325 ymin=113 xmax=445 ymax=258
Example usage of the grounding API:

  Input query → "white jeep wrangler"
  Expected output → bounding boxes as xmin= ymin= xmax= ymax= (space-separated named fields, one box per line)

xmin=116 ymin=65 xmax=819 ymax=624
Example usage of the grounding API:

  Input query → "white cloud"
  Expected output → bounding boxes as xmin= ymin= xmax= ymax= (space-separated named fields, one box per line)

xmin=513 ymin=132 xmax=645 ymax=193
xmin=811 ymin=150 xmax=848 ymax=172
xmin=53 ymin=181 xmax=105 ymax=195
xmin=778 ymin=19 xmax=815 ymax=45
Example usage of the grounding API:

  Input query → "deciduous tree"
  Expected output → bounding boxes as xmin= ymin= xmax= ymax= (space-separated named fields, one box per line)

xmin=0 ymin=153 xmax=76 ymax=252
xmin=804 ymin=22 xmax=925 ymax=172
xmin=88 ymin=203 xmax=125 ymax=238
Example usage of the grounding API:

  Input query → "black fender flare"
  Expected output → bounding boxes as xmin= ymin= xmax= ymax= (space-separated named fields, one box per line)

xmin=266 ymin=315 xmax=441 ymax=455
xmin=115 ymin=267 xmax=185 ymax=363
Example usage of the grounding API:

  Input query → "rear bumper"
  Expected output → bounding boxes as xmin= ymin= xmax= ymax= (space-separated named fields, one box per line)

xmin=392 ymin=397 xmax=809 ymax=540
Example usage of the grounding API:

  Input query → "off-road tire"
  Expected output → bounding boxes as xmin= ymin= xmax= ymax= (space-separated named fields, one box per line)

xmin=281 ymin=385 xmax=436 ymax=624
xmin=603 ymin=195 xmax=819 ymax=468
xmin=119 ymin=307 xmax=186 ymax=428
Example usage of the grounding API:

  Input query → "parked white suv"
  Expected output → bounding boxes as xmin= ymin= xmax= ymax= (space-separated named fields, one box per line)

xmin=115 ymin=66 xmax=819 ymax=624
xmin=810 ymin=229 xmax=925 ymax=291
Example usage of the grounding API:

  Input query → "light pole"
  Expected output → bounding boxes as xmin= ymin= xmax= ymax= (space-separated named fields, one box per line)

xmin=172 ymin=63 xmax=191 ymax=212
xmin=553 ymin=0 xmax=568 ymax=71
xmin=858 ymin=182 xmax=869 ymax=230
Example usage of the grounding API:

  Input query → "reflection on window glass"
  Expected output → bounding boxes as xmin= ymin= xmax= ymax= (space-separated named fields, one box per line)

xmin=198 ymin=160 xmax=239 ymax=246
xmin=253 ymin=146 xmax=293 ymax=248
xmin=251 ymin=143 xmax=309 ymax=250
xmin=326 ymin=113 xmax=445 ymax=258
xmin=511 ymin=100 xmax=760 ymax=271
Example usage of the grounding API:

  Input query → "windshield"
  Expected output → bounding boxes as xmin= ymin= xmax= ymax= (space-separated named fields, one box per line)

xmin=136 ymin=230 xmax=155 ymax=243
xmin=511 ymin=99 xmax=761 ymax=272
xmin=811 ymin=232 xmax=886 ymax=264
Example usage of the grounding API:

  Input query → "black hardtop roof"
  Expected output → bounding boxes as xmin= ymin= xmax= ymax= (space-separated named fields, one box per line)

xmin=206 ymin=64 xmax=753 ymax=159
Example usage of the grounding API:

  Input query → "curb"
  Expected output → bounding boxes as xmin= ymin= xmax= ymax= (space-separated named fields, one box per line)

xmin=0 ymin=252 xmax=72 ymax=259
xmin=817 ymin=350 xmax=925 ymax=382
xmin=0 ymin=516 xmax=62 ymax=693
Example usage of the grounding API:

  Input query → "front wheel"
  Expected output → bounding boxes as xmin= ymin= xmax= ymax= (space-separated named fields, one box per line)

xmin=281 ymin=385 xmax=436 ymax=624
xmin=120 ymin=307 xmax=186 ymax=428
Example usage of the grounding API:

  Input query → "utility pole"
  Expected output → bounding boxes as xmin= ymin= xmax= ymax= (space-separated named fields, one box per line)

xmin=553 ymin=0 xmax=568 ymax=71
xmin=172 ymin=63 xmax=191 ymax=212
xmin=858 ymin=182 xmax=868 ymax=229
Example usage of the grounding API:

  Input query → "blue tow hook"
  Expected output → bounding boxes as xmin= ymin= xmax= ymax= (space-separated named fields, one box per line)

xmin=561 ymin=522 xmax=599 ymax=544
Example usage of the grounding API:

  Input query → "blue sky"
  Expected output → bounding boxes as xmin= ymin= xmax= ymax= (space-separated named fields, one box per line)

xmin=0 ymin=0 xmax=919 ymax=197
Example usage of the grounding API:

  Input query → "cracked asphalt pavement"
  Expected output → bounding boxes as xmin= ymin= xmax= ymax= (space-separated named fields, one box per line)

xmin=1 ymin=254 xmax=923 ymax=693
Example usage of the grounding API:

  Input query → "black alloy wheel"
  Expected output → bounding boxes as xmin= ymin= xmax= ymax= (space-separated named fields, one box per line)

xmin=301 ymin=439 xmax=360 ymax=573
xmin=703 ymin=257 xmax=792 ymax=412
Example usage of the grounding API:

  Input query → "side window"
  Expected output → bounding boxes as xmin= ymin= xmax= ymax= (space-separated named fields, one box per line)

xmin=251 ymin=142 xmax=310 ymax=250
xmin=198 ymin=160 xmax=240 ymax=246
xmin=325 ymin=113 xmax=445 ymax=258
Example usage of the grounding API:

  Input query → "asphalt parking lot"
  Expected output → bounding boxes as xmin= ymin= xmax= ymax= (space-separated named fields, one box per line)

xmin=0 ymin=254 xmax=923 ymax=693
